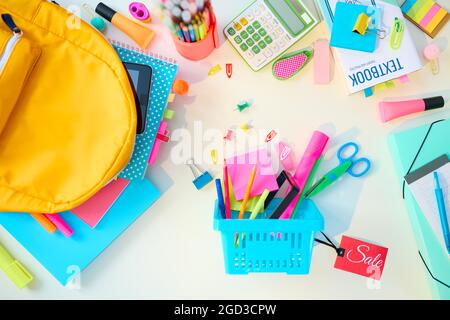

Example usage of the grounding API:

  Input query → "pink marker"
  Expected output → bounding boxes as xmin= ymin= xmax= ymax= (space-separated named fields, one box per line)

xmin=277 ymin=141 xmax=295 ymax=171
xmin=44 ymin=213 xmax=73 ymax=237
xmin=379 ymin=96 xmax=445 ymax=123
xmin=280 ymin=131 xmax=329 ymax=219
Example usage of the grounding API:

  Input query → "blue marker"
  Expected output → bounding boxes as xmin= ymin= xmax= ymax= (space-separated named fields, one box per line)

xmin=433 ymin=172 xmax=450 ymax=253
xmin=215 ymin=179 xmax=226 ymax=219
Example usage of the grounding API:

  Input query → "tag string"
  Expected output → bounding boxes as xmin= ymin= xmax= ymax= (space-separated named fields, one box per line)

xmin=314 ymin=232 xmax=345 ymax=257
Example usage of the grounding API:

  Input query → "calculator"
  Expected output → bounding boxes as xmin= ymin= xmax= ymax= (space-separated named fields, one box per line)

xmin=224 ymin=0 xmax=318 ymax=71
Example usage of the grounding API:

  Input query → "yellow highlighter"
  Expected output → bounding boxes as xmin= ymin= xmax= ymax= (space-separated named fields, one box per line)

xmin=238 ymin=164 xmax=257 ymax=219
xmin=0 ymin=242 xmax=33 ymax=288
xmin=249 ymin=189 xmax=270 ymax=220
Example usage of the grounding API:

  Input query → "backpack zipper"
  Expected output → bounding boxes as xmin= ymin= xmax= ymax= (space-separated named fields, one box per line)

xmin=0 ymin=14 xmax=22 ymax=75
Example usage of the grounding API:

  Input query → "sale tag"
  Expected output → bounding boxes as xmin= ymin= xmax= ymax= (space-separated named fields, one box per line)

xmin=334 ymin=236 xmax=388 ymax=280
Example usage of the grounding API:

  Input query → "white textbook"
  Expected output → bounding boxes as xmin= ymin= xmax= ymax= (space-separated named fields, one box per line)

xmin=317 ymin=0 xmax=423 ymax=94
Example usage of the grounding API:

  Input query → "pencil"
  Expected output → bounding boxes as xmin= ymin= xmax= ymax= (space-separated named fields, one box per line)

xmin=188 ymin=24 xmax=196 ymax=42
xmin=238 ymin=165 xmax=257 ymax=219
xmin=176 ymin=25 xmax=185 ymax=41
xmin=223 ymin=161 xmax=231 ymax=219
xmin=193 ymin=22 xmax=200 ymax=42
xmin=181 ymin=23 xmax=191 ymax=43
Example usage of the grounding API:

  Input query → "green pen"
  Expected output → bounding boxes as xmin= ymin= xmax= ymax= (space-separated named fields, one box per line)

xmin=304 ymin=160 xmax=353 ymax=198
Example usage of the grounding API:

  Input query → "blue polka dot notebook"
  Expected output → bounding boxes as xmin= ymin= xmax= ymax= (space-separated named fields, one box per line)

xmin=112 ymin=42 xmax=178 ymax=180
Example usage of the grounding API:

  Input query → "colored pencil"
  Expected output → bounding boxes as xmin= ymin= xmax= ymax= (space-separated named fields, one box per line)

xmin=238 ymin=165 xmax=257 ymax=219
xmin=223 ymin=161 xmax=231 ymax=219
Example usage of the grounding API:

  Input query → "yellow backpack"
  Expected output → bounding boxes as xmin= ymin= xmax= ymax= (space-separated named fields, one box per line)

xmin=0 ymin=0 xmax=136 ymax=213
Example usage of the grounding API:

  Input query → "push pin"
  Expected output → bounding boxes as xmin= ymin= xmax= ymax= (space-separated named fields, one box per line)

xmin=186 ymin=159 xmax=213 ymax=190
xmin=423 ymin=43 xmax=441 ymax=75
xmin=236 ymin=99 xmax=253 ymax=112
xmin=223 ymin=129 xmax=234 ymax=140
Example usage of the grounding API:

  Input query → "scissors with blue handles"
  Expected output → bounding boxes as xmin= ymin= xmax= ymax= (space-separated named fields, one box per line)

xmin=304 ymin=142 xmax=371 ymax=198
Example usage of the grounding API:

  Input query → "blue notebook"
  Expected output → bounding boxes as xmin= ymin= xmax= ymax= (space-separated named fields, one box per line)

xmin=0 ymin=178 xmax=160 ymax=285
xmin=330 ymin=2 xmax=377 ymax=53
xmin=114 ymin=42 xmax=178 ymax=180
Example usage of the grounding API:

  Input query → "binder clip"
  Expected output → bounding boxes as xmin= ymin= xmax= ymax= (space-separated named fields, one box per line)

xmin=352 ymin=9 xmax=386 ymax=38
xmin=264 ymin=171 xmax=300 ymax=219
xmin=186 ymin=159 xmax=213 ymax=190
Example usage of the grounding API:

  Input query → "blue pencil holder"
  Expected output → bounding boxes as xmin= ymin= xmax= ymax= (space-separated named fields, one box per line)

xmin=213 ymin=199 xmax=324 ymax=275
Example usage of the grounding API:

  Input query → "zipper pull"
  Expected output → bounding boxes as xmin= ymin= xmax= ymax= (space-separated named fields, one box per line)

xmin=1 ymin=14 xmax=22 ymax=34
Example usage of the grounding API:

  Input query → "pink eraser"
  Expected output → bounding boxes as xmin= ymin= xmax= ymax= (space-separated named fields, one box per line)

xmin=44 ymin=213 xmax=73 ymax=237
xmin=314 ymin=39 xmax=331 ymax=85
xmin=149 ymin=121 xmax=168 ymax=165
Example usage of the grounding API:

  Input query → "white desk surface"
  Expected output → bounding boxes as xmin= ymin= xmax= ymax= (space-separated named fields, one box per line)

xmin=2 ymin=0 xmax=450 ymax=299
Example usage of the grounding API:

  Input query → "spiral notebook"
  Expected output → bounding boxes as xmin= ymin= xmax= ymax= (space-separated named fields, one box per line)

xmin=112 ymin=41 xmax=178 ymax=180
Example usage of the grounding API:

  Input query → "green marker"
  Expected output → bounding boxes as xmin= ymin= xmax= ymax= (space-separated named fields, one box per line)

xmin=0 ymin=242 xmax=33 ymax=288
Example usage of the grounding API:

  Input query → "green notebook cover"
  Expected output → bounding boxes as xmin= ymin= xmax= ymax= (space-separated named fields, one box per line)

xmin=388 ymin=119 xmax=450 ymax=299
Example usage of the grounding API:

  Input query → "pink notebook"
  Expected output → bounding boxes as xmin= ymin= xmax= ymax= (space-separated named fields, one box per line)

xmin=71 ymin=178 xmax=129 ymax=228
xmin=226 ymin=149 xmax=278 ymax=201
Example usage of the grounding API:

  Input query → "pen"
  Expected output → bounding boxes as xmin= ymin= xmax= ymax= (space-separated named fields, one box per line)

xmin=223 ymin=161 xmax=231 ymax=219
xmin=239 ymin=165 xmax=257 ymax=219
xmin=215 ymin=179 xmax=226 ymax=219
xmin=0 ymin=241 xmax=33 ymax=288
xmin=433 ymin=172 xmax=450 ymax=253
xmin=44 ymin=213 xmax=73 ymax=238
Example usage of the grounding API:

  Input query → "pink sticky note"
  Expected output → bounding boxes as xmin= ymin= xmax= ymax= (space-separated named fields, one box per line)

xmin=314 ymin=39 xmax=331 ymax=85
xmin=71 ymin=178 xmax=130 ymax=228
xmin=226 ymin=149 xmax=278 ymax=201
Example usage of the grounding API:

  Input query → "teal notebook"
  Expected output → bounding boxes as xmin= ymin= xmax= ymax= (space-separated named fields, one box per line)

xmin=389 ymin=119 xmax=450 ymax=299
xmin=0 ymin=178 xmax=160 ymax=285
xmin=113 ymin=42 xmax=178 ymax=180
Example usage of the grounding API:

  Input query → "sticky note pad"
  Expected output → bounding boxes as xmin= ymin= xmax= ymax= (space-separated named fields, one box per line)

xmin=226 ymin=148 xmax=278 ymax=201
xmin=71 ymin=178 xmax=130 ymax=228
xmin=402 ymin=0 xmax=450 ymax=38
xmin=330 ymin=2 xmax=377 ymax=53
xmin=314 ymin=39 xmax=331 ymax=84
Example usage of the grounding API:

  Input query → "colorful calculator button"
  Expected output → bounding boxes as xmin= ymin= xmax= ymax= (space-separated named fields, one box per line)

xmin=246 ymin=38 xmax=255 ymax=47
xmin=252 ymin=45 xmax=261 ymax=54
xmin=234 ymin=35 xmax=242 ymax=44
xmin=234 ymin=23 xmax=242 ymax=31
xmin=252 ymin=33 xmax=261 ymax=41
xmin=247 ymin=26 xmax=255 ymax=34
xmin=258 ymin=41 xmax=267 ymax=49
xmin=252 ymin=21 xmax=261 ymax=29
xmin=241 ymin=31 xmax=249 ymax=39
xmin=264 ymin=35 xmax=273 ymax=44
xmin=258 ymin=28 xmax=267 ymax=37
xmin=227 ymin=27 xmax=236 ymax=36
xmin=240 ymin=43 xmax=248 ymax=51
xmin=240 ymin=18 xmax=249 ymax=26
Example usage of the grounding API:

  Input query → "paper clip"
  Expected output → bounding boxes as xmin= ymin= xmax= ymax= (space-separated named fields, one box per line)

xmin=390 ymin=17 xmax=404 ymax=50
xmin=223 ymin=129 xmax=234 ymax=140
xmin=186 ymin=158 xmax=213 ymax=190
xmin=210 ymin=149 xmax=218 ymax=165
xmin=208 ymin=64 xmax=222 ymax=76
xmin=236 ymin=99 xmax=253 ymax=112
xmin=265 ymin=130 xmax=277 ymax=142
xmin=226 ymin=63 xmax=233 ymax=78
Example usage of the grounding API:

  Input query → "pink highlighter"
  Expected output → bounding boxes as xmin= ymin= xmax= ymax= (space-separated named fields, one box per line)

xmin=44 ymin=213 xmax=73 ymax=238
xmin=379 ymin=96 xmax=445 ymax=123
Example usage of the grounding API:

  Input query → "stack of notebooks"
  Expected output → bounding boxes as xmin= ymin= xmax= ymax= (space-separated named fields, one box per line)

xmin=317 ymin=0 xmax=423 ymax=94
xmin=0 ymin=43 xmax=178 ymax=285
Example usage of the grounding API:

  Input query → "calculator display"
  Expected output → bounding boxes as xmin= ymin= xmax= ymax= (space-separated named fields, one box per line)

xmin=265 ymin=0 xmax=308 ymax=36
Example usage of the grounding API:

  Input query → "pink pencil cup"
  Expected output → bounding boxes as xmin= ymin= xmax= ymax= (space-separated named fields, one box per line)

xmin=172 ymin=9 xmax=219 ymax=60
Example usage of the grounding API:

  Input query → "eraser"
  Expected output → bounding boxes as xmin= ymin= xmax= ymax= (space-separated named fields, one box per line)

xmin=314 ymin=39 xmax=331 ymax=85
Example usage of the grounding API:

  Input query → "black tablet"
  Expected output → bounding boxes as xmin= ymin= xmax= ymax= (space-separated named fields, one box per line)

xmin=123 ymin=62 xmax=152 ymax=134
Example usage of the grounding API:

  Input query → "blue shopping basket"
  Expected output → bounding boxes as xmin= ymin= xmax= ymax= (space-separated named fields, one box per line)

xmin=213 ymin=198 xmax=324 ymax=274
